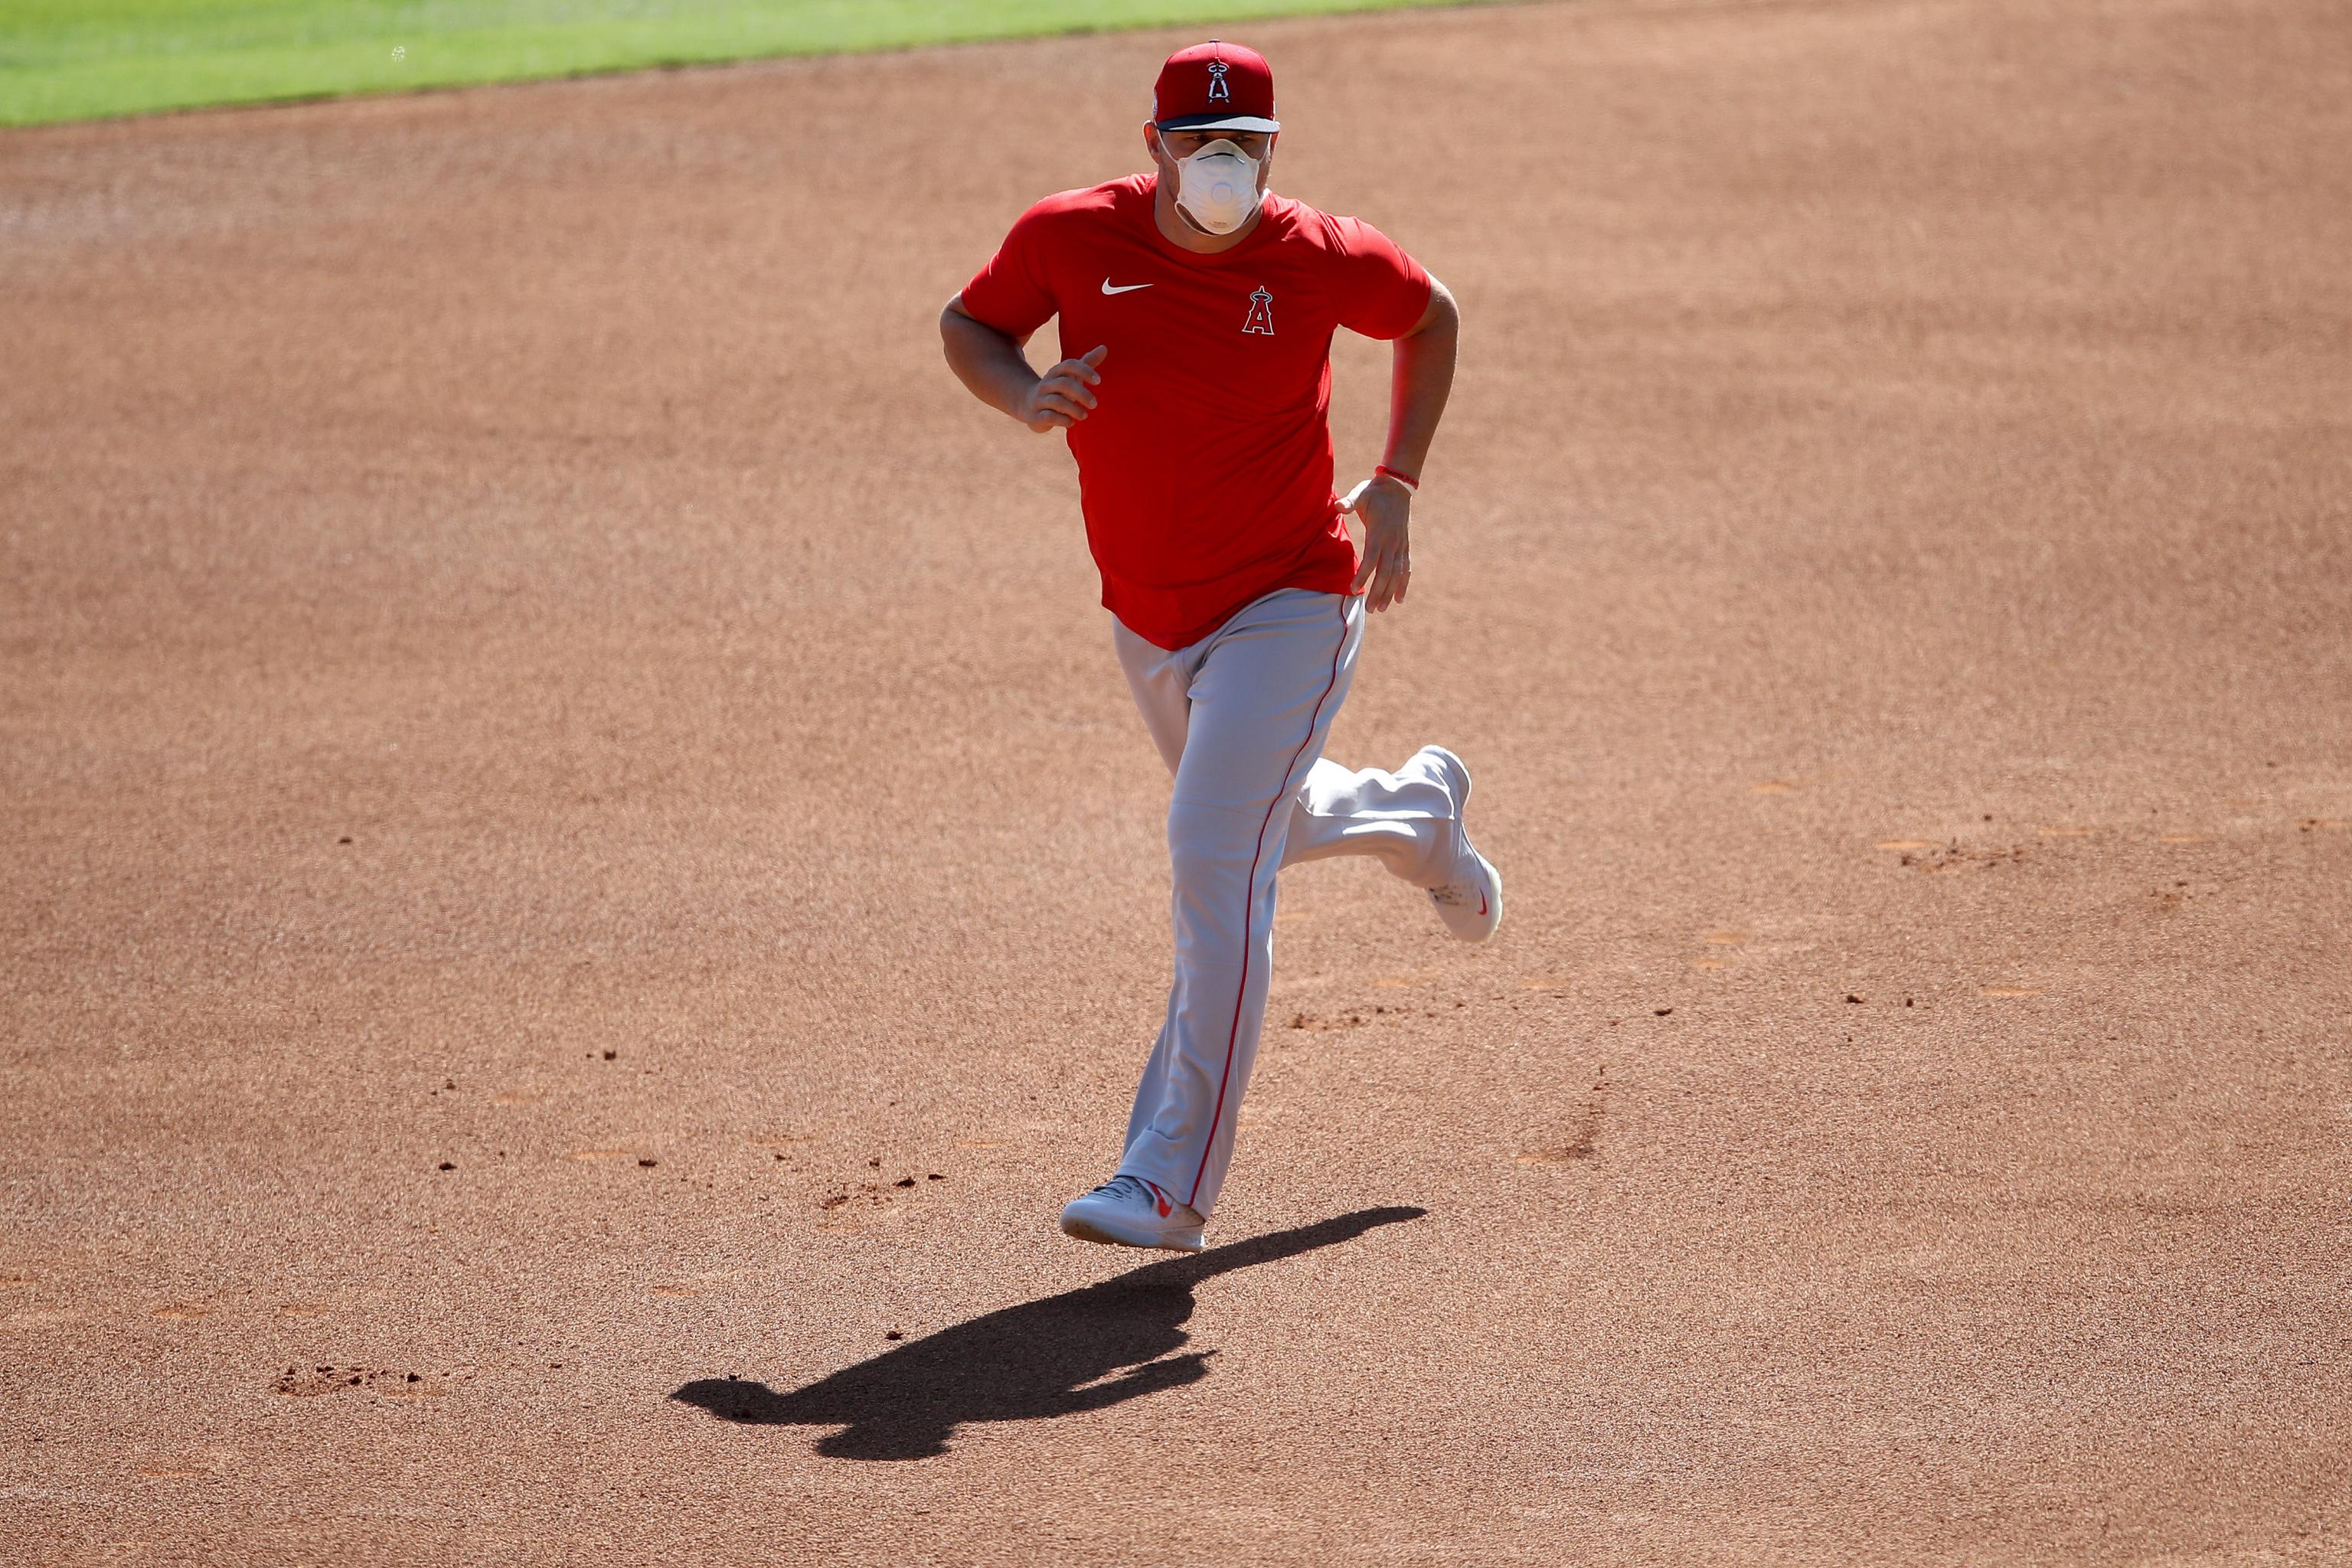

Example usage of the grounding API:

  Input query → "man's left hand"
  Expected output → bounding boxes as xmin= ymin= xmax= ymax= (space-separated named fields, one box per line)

xmin=1343 ymin=474 xmax=1413 ymax=612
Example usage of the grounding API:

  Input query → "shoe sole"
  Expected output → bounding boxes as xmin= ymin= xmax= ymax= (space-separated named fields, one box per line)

xmin=1060 ymin=1210 xmax=1205 ymax=1253
xmin=1464 ymin=854 xmax=1503 ymax=941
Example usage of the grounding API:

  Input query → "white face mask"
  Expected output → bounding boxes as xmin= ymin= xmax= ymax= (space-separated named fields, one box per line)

xmin=1173 ymin=139 xmax=1263 ymax=235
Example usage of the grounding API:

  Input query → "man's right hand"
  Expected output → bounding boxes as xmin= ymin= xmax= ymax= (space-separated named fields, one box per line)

xmin=1021 ymin=345 xmax=1108 ymax=432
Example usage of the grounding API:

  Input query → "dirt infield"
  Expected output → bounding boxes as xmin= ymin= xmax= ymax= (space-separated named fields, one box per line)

xmin=4 ymin=0 xmax=2349 ymax=1561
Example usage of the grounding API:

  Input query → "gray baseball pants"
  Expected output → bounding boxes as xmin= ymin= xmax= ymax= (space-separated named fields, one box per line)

xmin=1109 ymin=587 xmax=1459 ymax=1215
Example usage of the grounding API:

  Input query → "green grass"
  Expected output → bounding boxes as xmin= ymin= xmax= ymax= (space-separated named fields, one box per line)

xmin=0 ymin=0 xmax=1482 ymax=127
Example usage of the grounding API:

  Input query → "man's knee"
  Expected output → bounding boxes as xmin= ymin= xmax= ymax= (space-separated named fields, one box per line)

xmin=1167 ymin=797 xmax=1283 ymax=934
xmin=1166 ymin=795 xmax=1280 ymax=866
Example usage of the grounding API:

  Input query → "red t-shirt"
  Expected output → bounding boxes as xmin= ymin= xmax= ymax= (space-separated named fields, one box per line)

xmin=959 ymin=175 xmax=1431 ymax=649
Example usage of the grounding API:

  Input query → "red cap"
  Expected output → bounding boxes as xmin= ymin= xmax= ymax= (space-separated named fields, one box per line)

xmin=1152 ymin=41 xmax=1279 ymax=134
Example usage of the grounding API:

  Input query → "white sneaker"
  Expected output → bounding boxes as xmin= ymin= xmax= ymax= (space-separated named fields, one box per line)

xmin=1059 ymin=1174 xmax=1205 ymax=1253
xmin=1411 ymin=745 xmax=1502 ymax=942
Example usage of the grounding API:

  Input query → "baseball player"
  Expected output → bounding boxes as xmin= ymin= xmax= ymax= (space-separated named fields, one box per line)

xmin=940 ymin=41 xmax=1500 ymax=1253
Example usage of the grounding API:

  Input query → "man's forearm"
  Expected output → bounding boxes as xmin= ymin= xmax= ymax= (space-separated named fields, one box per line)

xmin=1383 ymin=283 xmax=1460 ymax=480
xmin=941 ymin=303 xmax=1040 ymax=422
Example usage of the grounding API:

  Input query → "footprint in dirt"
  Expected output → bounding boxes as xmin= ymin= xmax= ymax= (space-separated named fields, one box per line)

xmin=274 ymin=1364 xmax=470 ymax=1398
xmin=1518 ymin=1070 xmax=1611 ymax=1165
xmin=1285 ymin=1011 xmax=1367 ymax=1032
xmin=817 ymin=1158 xmax=950 ymax=1218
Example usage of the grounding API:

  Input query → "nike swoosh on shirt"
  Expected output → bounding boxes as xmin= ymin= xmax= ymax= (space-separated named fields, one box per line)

xmin=1100 ymin=279 xmax=1153 ymax=295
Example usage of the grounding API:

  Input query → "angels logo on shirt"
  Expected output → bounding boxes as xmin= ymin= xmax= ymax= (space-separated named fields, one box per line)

xmin=1242 ymin=285 xmax=1275 ymax=336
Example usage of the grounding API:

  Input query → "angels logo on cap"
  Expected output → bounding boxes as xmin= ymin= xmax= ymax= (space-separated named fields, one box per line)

xmin=1153 ymin=41 xmax=1280 ymax=135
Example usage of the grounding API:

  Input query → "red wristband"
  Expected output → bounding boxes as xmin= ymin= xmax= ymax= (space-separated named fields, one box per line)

xmin=1374 ymin=463 xmax=1419 ymax=494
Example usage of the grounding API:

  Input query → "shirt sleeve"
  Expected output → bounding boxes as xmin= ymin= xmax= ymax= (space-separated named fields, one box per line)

xmin=958 ymin=199 xmax=1061 ymax=339
xmin=1330 ymin=216 xmax=1432 ymax=341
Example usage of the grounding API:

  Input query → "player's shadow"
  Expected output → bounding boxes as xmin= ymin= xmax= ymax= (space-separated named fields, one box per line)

xmin=671 ymin=1204 xmax=1424 ymax=1461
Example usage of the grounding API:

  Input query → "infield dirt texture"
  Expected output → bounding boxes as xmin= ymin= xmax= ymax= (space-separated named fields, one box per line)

xmin=4 ymin=1 xmax=2350 ymax=1562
